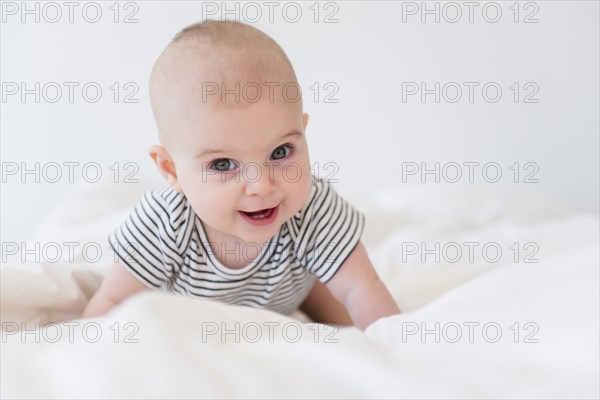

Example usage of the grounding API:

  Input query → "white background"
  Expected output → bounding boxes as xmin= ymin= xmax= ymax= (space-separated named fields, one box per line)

xmin=1 ymin=0 xmax=599 ymax=242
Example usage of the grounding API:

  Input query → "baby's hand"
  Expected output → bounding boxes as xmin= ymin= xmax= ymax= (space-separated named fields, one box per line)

xmin=326 ymin=241 xmax=400 ymax=330
xmin=81 ymin=262 xmax=149 ymax=318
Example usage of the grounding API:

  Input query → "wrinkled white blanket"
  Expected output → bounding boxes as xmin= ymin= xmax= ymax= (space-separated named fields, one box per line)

xmin=1 ymin=182 xmax=599 ymax=399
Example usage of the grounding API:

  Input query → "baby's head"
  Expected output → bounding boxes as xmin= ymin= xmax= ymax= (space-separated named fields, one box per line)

xmin=148 ymin=20 xmax=312 ymax=246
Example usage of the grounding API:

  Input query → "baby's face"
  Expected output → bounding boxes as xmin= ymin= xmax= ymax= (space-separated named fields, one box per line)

xmin=168 ymin=93 xmax=312 ymax=247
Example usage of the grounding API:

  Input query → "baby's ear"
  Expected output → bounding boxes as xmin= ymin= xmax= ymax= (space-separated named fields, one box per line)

xmin=148 ymin=145 xmax=182 ymax=192
xmin=303 ymin=113 xmax=309 ymax=130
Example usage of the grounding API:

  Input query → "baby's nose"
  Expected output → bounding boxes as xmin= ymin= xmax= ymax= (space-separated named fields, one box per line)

xmin=244 ymin=163 xmax=276 ymax=197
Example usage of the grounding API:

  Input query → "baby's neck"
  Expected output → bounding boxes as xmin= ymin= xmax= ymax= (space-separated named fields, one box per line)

xmin=203 ymin=224 xmax=267 ymax=269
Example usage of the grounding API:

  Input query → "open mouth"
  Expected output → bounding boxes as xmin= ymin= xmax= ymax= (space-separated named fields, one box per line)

xmin=238 ymin=205 xmax=279 ymax=226
xmin=241 ymin=208 xmax=275 ymax=219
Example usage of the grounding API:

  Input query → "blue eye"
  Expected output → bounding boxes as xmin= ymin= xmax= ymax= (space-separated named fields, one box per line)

xmin=210 ymin=158 xmax=236 ymax=171
xmin=271 ymin=144 xmax=294 ymax=160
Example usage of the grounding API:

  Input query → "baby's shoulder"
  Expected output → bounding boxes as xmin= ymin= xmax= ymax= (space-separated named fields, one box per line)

xmin=284 ymin=176 xmax=335 ymax=232
xmin=137 ymin=185 xmax=196 ymax=242
xmin=303 ymin=175 xmax=336 ymax=213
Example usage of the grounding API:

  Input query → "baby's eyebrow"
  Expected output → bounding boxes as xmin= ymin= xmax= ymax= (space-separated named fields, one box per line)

xmin=195 ymin=130 xmax=303 ymax=159
xmin=278 ymin=130 xmax=303 ymax=141
xmin=195 ymin=148 xmax=225 ymax=159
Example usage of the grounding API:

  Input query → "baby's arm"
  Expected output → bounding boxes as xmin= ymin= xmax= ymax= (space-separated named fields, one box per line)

xmin=81 ymin=262 xmax=149 ymax=318
xmin=326 ymin=241 xmax=400 ymax=330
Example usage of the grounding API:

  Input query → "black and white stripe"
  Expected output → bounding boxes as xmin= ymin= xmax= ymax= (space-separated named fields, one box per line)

xmin=108 ymin=176 xmax=365 ymax=315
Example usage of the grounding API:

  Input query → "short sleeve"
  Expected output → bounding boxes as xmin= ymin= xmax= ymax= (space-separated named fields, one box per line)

xmin=291 ymin=177 xmax=366 ymax=283
xmin=108 ymin=186 xmax=190 ymax=289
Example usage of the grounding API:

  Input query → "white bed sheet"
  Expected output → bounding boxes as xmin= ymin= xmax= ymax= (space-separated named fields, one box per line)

xmin=1 ymin=181 xmax=598 ymax=399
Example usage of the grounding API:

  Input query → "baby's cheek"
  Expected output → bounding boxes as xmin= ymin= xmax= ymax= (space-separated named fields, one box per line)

xmin=276 ymin=161 xmax=304 ymax=184
xmin=188 ymin=183 xmax=218 ymax=206
xmin=293 ymin=169 xmax=313 ymax=204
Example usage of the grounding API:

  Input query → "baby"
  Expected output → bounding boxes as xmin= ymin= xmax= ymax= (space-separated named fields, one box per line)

xmin=82 ymin=20 xmax=400 ymax=330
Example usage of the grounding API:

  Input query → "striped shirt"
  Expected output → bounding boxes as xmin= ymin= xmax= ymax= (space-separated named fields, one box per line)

xmin=108 ymin=175 xmax=365 ymax=315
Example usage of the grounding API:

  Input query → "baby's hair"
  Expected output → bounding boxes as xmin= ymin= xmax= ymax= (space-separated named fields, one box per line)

xmin=173 ymin=19 xmax=262 ymax=43
xmin=172 ymin=20 xmax=274 ymax=47
xmin=149 ymin=20 xmax=301 ymax=147
xmin=168 ymin=20 xmax=298 ymax=82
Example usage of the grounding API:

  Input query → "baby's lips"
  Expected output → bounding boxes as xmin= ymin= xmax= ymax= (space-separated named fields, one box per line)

xmin=238 ymin=205 xmax=280 ymax=222
xmin=240 ymin=205 xmax=278 ymax=214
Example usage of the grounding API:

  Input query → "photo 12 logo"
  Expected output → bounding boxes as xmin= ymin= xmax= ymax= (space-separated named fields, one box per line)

xmin=401 ymin=82 xmax=540 ymax=104
xmin=400 ymin=241 xmax=540 ymax=264
xmin=2 ymin=321 xmax=140 ymax=344
xmin=400 ymin=321 xmax=540 ymax=344
xmin=200 ymin=1 xmax=340 ymax=24
xmin=1 ymin=161 xmax=140 ymax=184
xmin=400 ymin=162 xmax=540 ymax=184
xmin=1 ymin=1 xmax=140 ymax=24
xmin=400 ymin=1 xmax=540 ymax=24
xmin=201 ymin=161 xmax=339 ymax=184
xmin=199 ymin=81 xmax=340 ymax=105
xmin=0 ymin=239 xmax=124 ymax=264
xmin=201 ymin=321 xmax=339 ymax=344
xmin=2 ymin=82 xmax=140 ymax=104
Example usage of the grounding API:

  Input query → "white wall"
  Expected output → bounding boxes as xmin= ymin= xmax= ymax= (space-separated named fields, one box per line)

xmin=1 ymin=1 xmax=598 ymax=242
